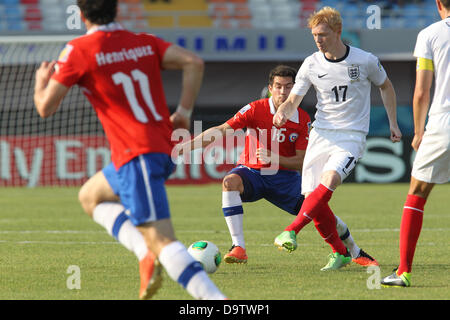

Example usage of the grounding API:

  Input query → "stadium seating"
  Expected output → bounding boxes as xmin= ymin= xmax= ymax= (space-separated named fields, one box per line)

xmin=209 ymin=0 xmax=252 ymax=29
xmin=223 ymin=0 xmax=440 ymax=30
xmin=0 ymin=0 xmax=443 ymax=33
xmin=143 ymin=0 xmax=213 ymax=28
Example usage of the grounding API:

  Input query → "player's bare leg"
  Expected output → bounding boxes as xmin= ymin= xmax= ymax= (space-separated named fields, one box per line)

xmin=78 ymin=171 xmax=152 ymax=298
xmin=222 ymin=173 xmax=244 ymax=194
xmin=319 ymin=170 xmax=342 ymax=191
xmin=408 ymin=177 xmax=434 ymax=199
xmin=78 ymin=170 xmax=119 ymax=217
xmin=137 ymin=219 xmax=226 ymax=299
xmin=78 ymin=172 xmax=147 ymax=261
xmin=222 ymin=174 xmax=248 ymax=263
xmin=78 ymin=172 xmax=148 ymax=262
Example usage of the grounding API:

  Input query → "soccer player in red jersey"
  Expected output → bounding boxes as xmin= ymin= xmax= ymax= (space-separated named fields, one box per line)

xmin=176 ymin=65 xmax=378 ymax=267
xmin=34 ymin=0 xmax=225 ymax=300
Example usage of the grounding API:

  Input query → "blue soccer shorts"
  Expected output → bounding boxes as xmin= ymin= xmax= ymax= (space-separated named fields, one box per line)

xmin=228 ymin=165 xmax=304 ymax=215
xmin=102 ymin=162 xmax=120 ymax=196
xmin=103 ymin=153 xmax=175 ymax=226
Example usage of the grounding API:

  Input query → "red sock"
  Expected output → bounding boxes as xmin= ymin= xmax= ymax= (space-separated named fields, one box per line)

xmin=313 ymin=204 xmax=347 ymax=255
xmin=398 ymin=194 xmax=426 ymax=274
xmin=286 ymin=184 xmax=334 ymax=234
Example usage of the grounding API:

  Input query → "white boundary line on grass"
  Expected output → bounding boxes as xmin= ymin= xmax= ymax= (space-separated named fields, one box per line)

xmin=0 ymin=227 xmax=449 ymax=235
xmin=0 ymin=240 xmax=118 ymax=245
xmin=0 ymin=230 xmax=103 ymax=234
xmin=0 ymin=240 xmax=442 ymax=246
xmin=0 ymin=228 xmax=448 ymax=246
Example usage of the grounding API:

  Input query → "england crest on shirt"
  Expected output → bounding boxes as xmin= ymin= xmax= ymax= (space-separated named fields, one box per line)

xmin=348 ymin=65 xmax=360 ymax=80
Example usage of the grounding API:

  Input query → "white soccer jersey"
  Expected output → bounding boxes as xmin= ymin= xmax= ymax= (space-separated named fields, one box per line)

xmin=292 ymin=45 xmax=387 ymax=134
xmin=414 ymin=17 xmax=450 ymax=115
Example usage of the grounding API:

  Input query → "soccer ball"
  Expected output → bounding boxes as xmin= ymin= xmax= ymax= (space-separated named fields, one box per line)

xmin=187 ymin=241 xmax=222 ymax=274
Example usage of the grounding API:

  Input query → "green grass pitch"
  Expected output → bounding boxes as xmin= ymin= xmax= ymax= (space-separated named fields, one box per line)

xmin=0 ymin=183 xmax=448 ymax=300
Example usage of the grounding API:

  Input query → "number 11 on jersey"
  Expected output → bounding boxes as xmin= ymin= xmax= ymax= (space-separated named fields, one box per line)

xmin=112 ymin=69 xmax=162 ymax=123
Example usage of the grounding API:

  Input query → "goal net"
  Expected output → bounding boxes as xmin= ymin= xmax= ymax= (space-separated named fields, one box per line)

xmin=0 ymin=36 xmax=109 ymax=187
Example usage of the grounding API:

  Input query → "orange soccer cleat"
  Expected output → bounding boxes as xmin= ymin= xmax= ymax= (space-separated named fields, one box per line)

xmin=139 ymin=251 xmax=163 ymax=300
xmin=352 ymin=249 xmax=379 ymax=267
xmin=224 ymin=245 xmax=248 ymax=264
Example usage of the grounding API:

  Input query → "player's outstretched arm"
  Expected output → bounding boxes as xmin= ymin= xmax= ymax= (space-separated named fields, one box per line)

xmin=411 ymin=69 xmax=433 ymax=151
xmin=34 ymin=61 xmax=69 ymax=118
xmin=163 ymin=44 xmax=204 ymax=130
xmin=175 ymin=122 xmax=234 ymax=156
xmin=379 ymin=77 xmax=402 ymax=142
xmin=273 ymin=93 xmax=304 ymax=127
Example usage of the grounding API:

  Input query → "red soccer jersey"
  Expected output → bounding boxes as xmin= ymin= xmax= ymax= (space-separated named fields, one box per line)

xmin=52 ymin=23 xmax=174 ymax=168
xmin=226 ymin=98 xmax=311 ymax=170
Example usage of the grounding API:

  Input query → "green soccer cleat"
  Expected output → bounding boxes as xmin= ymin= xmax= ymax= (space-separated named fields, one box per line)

xmin=381 ymin=270 xmax=411 ymax=287
xmin=320 ymin=251 xmax=352 ymax=271
xmin=274 ymin=230 xmax=297 ymax=253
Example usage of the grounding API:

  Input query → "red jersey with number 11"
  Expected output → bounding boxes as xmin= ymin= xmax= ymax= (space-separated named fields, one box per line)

xmin=52 ymin=23 xmax=174 ymax=168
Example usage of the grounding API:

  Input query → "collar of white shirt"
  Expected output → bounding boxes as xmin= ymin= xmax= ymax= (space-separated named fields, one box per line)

xmin=269 ymin=97 xmax=299 ymax=124
xmin=86 ymin=22 xmax=124 ymax=35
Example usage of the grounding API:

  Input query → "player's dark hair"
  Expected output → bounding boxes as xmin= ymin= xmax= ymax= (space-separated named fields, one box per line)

xmin=268 ymin=65 xmax=297 ymax=85
xmin=441 ymin=0 xmax=450 ymax=9
xmin=77 ymin=0 xmax=118 ymax=25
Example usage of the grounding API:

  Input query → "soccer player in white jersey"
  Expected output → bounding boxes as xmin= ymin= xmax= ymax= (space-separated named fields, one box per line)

xmin=381 ymin=0 xmax=450 ymax=287
xmin=175 ymin=65 xmax=378 ymax=267
xmin=272 ymin=7 xmax=402 ymax=271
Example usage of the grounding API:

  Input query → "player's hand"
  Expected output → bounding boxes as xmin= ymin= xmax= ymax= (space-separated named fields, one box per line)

xmin=256 ymin=148 xmax=279 ymax=165
xmin=35 ymin=60 xmax=57 ymax=89
xmin=170 ymin=112 xmax=191 ymax=130
xmin=171 ymin=141 xmax=191 ymax=166
xmin=411 ymin=133 xmax=423 ymax=151
xmin=172 ymin=142 xmax=184 ymax=156
xmin=273 ymin=110 xmax=288 ymax=127
xmin=256 ymin=148 xmax=271 ymax=164
xmin=390 ymin=125 xmax=402 ymax=143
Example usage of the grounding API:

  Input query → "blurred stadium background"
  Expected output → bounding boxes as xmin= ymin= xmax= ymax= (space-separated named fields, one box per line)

xmin=0 ymin=0 xmax=440 ymax=187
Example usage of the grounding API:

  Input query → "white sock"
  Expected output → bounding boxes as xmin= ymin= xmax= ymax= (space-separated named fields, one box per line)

xmin=186 ymin=272 xmax=226 ymax=300
xmin=158 ymin=241 xmax=226 ymax=300
xmin=224 ymin=215 xmax=245 ymax=248
xmin=93 ymin=202 xmax=148 ymax=261
xmin=334 ymin=214 xmax=360 ymax=258
xmin=222 ymin=191 xmax=245 ymax=248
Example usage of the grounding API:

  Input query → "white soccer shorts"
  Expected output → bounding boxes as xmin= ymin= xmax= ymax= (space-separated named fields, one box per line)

xmin=411 ymin=112 xmax=450 ymax=184
xmin=301 ymin=127 xmax=366 ymax=194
